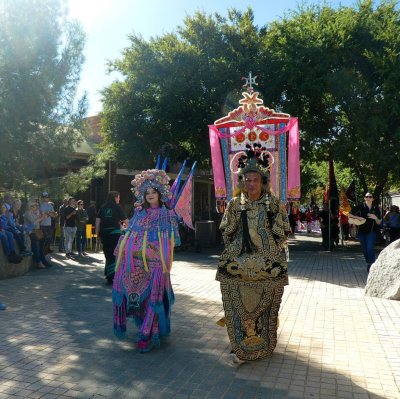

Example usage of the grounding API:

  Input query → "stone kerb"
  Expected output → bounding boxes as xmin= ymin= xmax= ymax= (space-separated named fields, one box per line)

xmin=365 ymin=239 xmax=400 ymax=300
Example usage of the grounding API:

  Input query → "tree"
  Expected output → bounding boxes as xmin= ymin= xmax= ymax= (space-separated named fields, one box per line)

xmin=264 ymin=0 xmax=400 ymax=200
xmin=101 ymin=2 xmax=400 ymax=202
xmin=101 ymin=9 xmax=267 ymax=169
xmin=0 ymin=0 xmax=87 ymax=192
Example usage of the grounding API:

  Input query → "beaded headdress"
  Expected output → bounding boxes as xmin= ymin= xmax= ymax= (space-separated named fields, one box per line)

xmin=233 ymin=143 xmax=273 ymax=179
xmin=131 ymin=169 xmax=172 ymax=207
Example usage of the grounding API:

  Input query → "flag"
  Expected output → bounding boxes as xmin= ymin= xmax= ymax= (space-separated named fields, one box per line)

xmin=173 ymin=162 xmax=197 ymax=230
xmin=323 ymin=184 xmax=329 ymax=204
xmin=174 ymin=170 xmax=195 ymax=229
xmin=345 ymin=180 xmax=357 ymax=203
xmin=328 ymin=150 xmax=339 ymax=212
xmin=339 ymin=187 xmax=351 ymax=215
xmin=168 ymin=160 xmax=187 ymax=208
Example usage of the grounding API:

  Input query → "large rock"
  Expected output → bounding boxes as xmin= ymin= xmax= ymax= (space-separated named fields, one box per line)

xmin=0 ymin=238 xmax=33 ymax=279
xmin=365 ymin=239 xmax=400 ymax=300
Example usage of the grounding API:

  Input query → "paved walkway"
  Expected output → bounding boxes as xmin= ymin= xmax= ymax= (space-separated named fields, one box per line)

xmin=0 ymin=234 xmax=399 ymax=399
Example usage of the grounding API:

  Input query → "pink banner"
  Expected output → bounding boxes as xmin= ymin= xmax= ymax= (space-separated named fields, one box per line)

xmin=209 ymin=126 xmax=227 ymax=199
xmin=287 ymin=118 xmax=300 ymax=200
xmin=174 ymin=173 xmax=194 ymax=229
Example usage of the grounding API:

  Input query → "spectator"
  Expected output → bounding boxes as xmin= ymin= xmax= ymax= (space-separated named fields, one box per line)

xmin=86 ymin=200 xmax=97 ymax=226
xmin=39 ymin=192 xmax=57 ymax=255
xmin=11 ymin=199 xmax=24 ymax=226
xmin=348 ymin=192 xmax=382 ymax=273
xmin=0 ymin=202 xmax=22 ymax=263
xmin=340 ymin=211 xmax=350 ymax=241
xmin=318 ymin=203 xmax=339 ymax=251
xmin=75 ymin=200 xmax=89 ymax=257
xmin=3 ymin=193 xmax=13 ymax=211
xmin=58 ymin=198 xmax=68 ymax=252
xmin=64 ymin=198 xmax=77 ymax=259
xmin=24 ymin=200 xmax=52 ymax=268
xmin=1 ymin=202 xmax=31 ymax=257
xmin=0 ymin=303 xmax=6 ymax=310
xmin=96 ymin=191 xmax=129 ymax=284
xmin=383 ymin=205 xmax=400 ymax=243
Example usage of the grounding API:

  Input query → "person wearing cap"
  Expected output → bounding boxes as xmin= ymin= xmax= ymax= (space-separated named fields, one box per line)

xmin=216 ymin=144 xmax=291 ymax=363
xmin=39 ymin=192 xmax=57 ymax=256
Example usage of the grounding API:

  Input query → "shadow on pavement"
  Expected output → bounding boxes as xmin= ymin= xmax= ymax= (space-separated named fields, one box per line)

xmin=0 ymin=242 xmax=390 ymax=398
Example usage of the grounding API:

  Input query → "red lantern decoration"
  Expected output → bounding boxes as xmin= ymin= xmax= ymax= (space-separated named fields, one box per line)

xmin=235 ymin=132 xmax=245 ymax=143
xmin=248 ymin=131 xmax=257 ymax=141
xmin=259 ymin=132 xmax=269 ymax=142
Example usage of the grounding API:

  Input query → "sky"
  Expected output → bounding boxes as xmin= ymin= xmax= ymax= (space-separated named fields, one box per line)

xmin=68 ymin=0 xmax=358 ymax=116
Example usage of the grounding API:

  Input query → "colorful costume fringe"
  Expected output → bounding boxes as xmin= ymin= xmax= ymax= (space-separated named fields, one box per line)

xmin=112 ymin=206 xmax=180 ymax=350
xmin=216 ymin=194 xmax=290 ymax=361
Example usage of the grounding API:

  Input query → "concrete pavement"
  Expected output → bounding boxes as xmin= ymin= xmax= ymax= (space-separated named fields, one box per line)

xmin=0 ymin=234 xmax=399 ymax=399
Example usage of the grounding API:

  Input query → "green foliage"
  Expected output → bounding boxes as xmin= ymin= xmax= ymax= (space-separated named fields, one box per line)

xmin=101 ymin=1 xmax=400 ymax=201
xmin=0 ymin=0 xmax=87 ymax=191
xmin=101 ymin=8 xmax=266 ymax=169
xmin=60 ymin=142 xmax=114 ymax=194
xmin=264 ymin=0 xmax=400 ymax=199
xmin=301 ymin=160 xmax=355 ymax=205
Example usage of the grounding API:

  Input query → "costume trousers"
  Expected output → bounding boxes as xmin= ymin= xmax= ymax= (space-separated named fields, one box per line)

xmin=357 ymin=231 xmax=376 ymax=265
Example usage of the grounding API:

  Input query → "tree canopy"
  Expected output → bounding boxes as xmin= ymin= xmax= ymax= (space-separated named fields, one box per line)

xmin=101 ymin=1 xmax=400 ymax=202
xmin=265 ymin=0 xmax=400 ymax=200
xmin=0 ymin=0 xmax=87 ymax=193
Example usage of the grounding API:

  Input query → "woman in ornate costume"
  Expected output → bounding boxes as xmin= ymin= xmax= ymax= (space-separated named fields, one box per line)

xmin=112 ymin=169 xmax=181 ymax=353
xmin=216 ymin=144 xmax=291 ymax=362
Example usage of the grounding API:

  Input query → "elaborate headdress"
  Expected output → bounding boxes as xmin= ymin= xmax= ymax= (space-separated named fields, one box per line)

xmin=131 ymin=169 xmax=172 ymax=207
xmin=233 ymin=143 xmax=273 ymax=180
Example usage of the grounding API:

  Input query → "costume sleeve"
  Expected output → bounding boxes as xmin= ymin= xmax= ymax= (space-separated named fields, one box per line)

xmin=219 ymin=198 xmax=240 ymax=245
xmin=271 ymin=200 xmax=291 ymax=240
xmin=171 ymin=211 xmax=181 ymax=247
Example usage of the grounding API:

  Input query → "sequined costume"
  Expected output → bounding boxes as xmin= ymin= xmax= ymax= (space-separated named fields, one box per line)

xmin=216 ymin=193 xmax=290 ymax=361
xmin=112 ymin=206 xmax=180 ymax=351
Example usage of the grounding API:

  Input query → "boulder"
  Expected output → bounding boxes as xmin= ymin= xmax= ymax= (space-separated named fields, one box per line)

xmin=0 ymin=238 xmax=33 ymax=279
xmin=365 ymin=239 xmax=400 ymax=300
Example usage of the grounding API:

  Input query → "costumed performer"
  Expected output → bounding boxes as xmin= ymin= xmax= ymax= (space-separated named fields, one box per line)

xmin=112 ymin=169 xmax=181 ymax=353
xmin=216 ymin=144 xmax=291 ymax=363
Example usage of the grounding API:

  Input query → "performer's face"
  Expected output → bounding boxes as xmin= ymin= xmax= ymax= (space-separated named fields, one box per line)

xmin=145 ymin=188 xmax=161 ymax=208
xmin=244 ymin=172 xmax=263 ymax=200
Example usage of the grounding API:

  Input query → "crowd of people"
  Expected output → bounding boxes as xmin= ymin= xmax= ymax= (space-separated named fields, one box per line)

xmin=2 ymin=177 xmax=399 ymax=361
xmin=0 ymin=192 xmax=99 ymax=269
xmin=288 ymin=194 xmax=400 ymax=274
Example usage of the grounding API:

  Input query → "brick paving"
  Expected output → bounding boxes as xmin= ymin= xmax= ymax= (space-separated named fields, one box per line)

xmin=0 ymin=234 xmax=399 ymax=399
